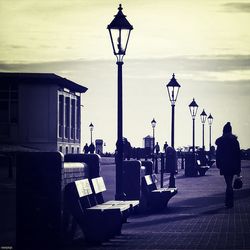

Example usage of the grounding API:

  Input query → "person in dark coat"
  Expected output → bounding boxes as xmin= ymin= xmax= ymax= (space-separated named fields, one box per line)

xmin=215 ymin=122 xmax=241 ymax=208
xmin=89 ymin=143 xmax=95 ymax=154
xmin=83 ymin=143 xmax=89 ymax=154
xmin=154 ymin=142 xmax=160 ymax=155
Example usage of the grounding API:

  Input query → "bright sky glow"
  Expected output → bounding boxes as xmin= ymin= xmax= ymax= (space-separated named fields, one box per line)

xmin=0 ymin=0 xmax=250 ymax=151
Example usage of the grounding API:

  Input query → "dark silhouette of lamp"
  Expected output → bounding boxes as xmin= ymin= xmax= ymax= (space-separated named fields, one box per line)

xmin=200 ymin=109 xmax=207 ymax=150
xmin=107 ymin=4 xmax=133 ymax=200
xmin=89 ymin=122 xmax=94 ymax=144
xmin=189 ymin=98 xmax=199 ymax=153
xmin=166 ymin=73 xmax=181 ymax=148
xmin=151 ymin=118 xmax=156 ymax=152
xmin=207 ymin=113 xmax=213 ymax=150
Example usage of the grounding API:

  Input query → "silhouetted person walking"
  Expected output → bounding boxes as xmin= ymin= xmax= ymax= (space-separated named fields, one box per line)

xmin=154 ymin=142 xmax=160 ymax=155
xmin=215 ymin=122 xmax=241 ymax=208
xmin=83 ymin=143 xmax=89 ymax=154
xmin=89 ymin=143 xmax=95 ymax=154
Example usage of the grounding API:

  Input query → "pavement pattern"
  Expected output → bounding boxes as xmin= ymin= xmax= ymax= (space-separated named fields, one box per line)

xmin=1 ymin=158 xmax=250 ymax=250
xmin=70 ymin=159 xmax=250 ymax=250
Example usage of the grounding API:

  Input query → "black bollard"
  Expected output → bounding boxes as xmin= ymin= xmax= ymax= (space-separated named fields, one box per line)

xmin=160 ymin=153 xmax=164 ymax=188
xmin=155 ymin=154 xmax=159 ymax=174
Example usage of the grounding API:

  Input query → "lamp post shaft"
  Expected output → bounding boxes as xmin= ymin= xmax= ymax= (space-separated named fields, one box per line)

xmin=169 ymin=104 xmax=176 ymax=188
xmin=209 ymin=125 xmax=211 ymax=150
xmin=171 ymin=104 xmax=175 ymax=148
xmin=116 ymin=61 xmax=124 ymax=200
xmin=192 ymin=118 xmax=195 ymax=152
xmin=90 ymin=131 xmax=92 ymax=144
xmin=153 ymin=127 xmax=155 ymax=152
xmin=202 ymin=123 xmax=205 ymax=150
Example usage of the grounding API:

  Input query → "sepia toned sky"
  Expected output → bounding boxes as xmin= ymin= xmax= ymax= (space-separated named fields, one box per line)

xmin=1 ymin=0 xmax=250 ymax=151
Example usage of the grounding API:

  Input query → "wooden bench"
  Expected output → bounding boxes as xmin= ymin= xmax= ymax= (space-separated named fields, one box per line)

xmin=196 ymin=160 xmax=210 ymax=176
xmin=64 ymin=179 xmax=129 ymax=243
xmin=90 ymin=176 xmax=139 ymax=216
xmin=142 ymin=174 xmax=177 ymax=211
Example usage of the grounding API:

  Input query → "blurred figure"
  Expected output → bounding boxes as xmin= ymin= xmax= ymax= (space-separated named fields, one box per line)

xmin=163 ymin=141 xmax=168 ymax=152
xmin=215 ymin=122 xmax=241 ymax=208
xmin=154 ymin=142 xmax=160 ymax=155
xmin=83 ymin=143 xmax=89 ymax=154
xmin=89 ymin=143 xmax=95 ymax=154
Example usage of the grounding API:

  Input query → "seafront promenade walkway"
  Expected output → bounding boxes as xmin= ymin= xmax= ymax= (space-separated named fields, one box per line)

xmin=0 ymin=158 xmax=249 ymax=250
xmin=78 ymin=158 xmax=250 ymax=250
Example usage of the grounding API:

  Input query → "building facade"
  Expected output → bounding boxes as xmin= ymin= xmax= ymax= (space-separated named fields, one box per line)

xmin=143 ymin=135 xmax=154 ymax=152
xmin=0 ymin=73 xmax=87 ymax=154
xmin=95 ymin=139 xmax=104 ymax=155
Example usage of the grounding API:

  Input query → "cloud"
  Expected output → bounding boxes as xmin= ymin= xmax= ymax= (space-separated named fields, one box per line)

xmin=125 ymin=55 xmax=250 ymax=79
xmin=222 ymin=2 xmax=250 ymax=12
xmin=0 ymin=54 xmax=250 ymax=76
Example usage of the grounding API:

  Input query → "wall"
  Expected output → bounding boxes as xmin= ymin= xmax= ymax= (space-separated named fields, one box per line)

xmin=18 ymin=83 xmax=58 ymax=151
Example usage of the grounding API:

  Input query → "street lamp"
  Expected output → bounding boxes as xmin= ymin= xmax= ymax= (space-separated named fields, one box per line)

xmin=107 ymin=4 xmax=133 ymax=200
xmin=89 ymin=122 xmax=94 ymax=144
xmin=166 ymin=73 xmax=180 ymax=188
xmin=166 ymin=73 xmax=181 ymax=148
xmin=200 ymin=109 xmax=207 ymax=150
xmin=151 ymin=118 xmax=156 ymax=151
xmin=207 ymin=113 xmax=213 ymax=150
xmin=189 ymin=98 xmax=199 ymax=152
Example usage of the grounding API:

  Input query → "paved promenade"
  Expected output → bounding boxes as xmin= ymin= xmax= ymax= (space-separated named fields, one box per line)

xmin=0 ymin=159 xmax=250 ymax=250
xmin=77 ymin=159 xmax=250 ymax=250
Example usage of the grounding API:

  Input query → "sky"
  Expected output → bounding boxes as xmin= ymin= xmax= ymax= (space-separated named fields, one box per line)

xmin=0 ymin=0 xmax=250 ymax=152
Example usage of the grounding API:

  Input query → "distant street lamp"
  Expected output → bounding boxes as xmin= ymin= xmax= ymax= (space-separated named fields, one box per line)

xmin=89 ymin=122 xmax=94 ymax=144
xmin=166 ymin=73 xmax=181 ymax=188
xmin=166 ymin=73 xmax=181 ymax=148
xmin=189 ymin=98 xmax=199 ymax=152
xmin=151 ymin=118 xmax=156 ymax=152
xmin=200 ymin=109 xmax=207 ymax=150
xmin=207 ymin=113 xmax=213 ymax=150
xmin=107 ymin=4 xmax=133 ymax=200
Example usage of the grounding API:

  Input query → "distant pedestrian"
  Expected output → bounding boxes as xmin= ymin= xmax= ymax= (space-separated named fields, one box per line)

xmin=83 ymin=143 xmax=89 ymax=154
xmin=154 ymin=142 xmax=160 ymax=155
xmin=215 ymin=122 xmax=241 ymax=208
xmin=89 ymin=143 xmax=95 ymax=154
xmin=163 ymin=141 xmax=168 ymax=153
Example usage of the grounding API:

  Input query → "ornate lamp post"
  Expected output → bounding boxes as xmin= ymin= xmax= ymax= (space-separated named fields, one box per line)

xmin=200 ymin=109 xmax=207 ymax=150
xmin=189 ymin=98 xmax=199 ymax=152
xmin=107 ymin=4 xmax=133 ymax=200
xmin=166 ymin=73 xmax=180 ymax=188
xmin=166 ymin=73 xmax=181 ymax=148
xmin=89 ymin=122 xmax=94 ymax=144
xmin=151 ymin=118 xmax=156 ymax=152
xmin=207 ymin=113 xmax=213 ymax=150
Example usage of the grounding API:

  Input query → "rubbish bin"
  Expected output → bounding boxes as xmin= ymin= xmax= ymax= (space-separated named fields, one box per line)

xmin=184 ymin=152 xmax=198 ymax=177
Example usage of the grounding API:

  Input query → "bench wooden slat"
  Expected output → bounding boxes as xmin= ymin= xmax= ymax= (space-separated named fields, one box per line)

xmin=91 ymin=177 xmax=140 ymax=209
xmin=92 ymin=177 xmax=106 ymax=194
xmin=75 ymin=179 xmax=92 ymax=197
xmin=104 ymin=200 xmax=140 ymax=207
xmin=88 ymin=203 xmax=130 ymax=212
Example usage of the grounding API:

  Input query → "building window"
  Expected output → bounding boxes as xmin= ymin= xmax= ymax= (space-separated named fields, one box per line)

xmin=76 ymin=96 xmax=80 ymax=140
xmin=71 ymin=99 xmax=76 ymax=139
xmin=59 ymin=146 xmax=63 ymax=153
xmin=77 ymin=147 xmax=79 ymax=154
xmin=58 ymin=95 xmax=64 ymax=138
xmin=71 ymin=147 xmax=74 ymax=154
xmin=65 ymin=146 xmax=68 ymax=155
xmin=0 ymin=83 xmax=18 ymax=138
xmin=65 ymin=97 xmax=70 ymax=138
